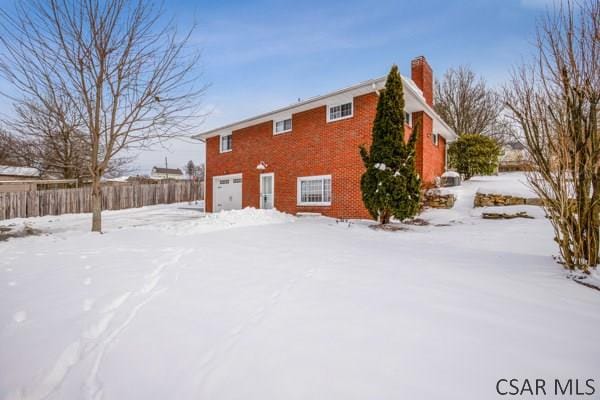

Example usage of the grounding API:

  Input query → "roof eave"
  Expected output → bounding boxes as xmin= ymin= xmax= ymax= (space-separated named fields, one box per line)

xmin=192 ymin=76 xmax=388 ymax=140
xmin=192 ymin=75 xmax=458 ymax=142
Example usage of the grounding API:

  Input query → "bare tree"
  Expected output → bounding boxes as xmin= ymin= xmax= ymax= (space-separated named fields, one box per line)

xmin=0 ymin=128 xmax=19 ymax=165
xmin=505 ymin=0 xmax=599 ymax=272
xmin=5 ymin=98 xmax=131 ymax=182
xmin=435 ymin=66 xmax=507 ymax=139
xmin=0 ymin=0 xmax=205 ymax=231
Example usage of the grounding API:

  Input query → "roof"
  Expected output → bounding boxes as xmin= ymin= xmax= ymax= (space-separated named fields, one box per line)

xmin=151 ymin=167 xmax=183 ymax=175
xmin=193 ymin=75 xmax=458 ymax=142
xmin=505 ymin=141 xmax=526 ymax=150
xmin=0 ymin=165 xmax=41 ymax=177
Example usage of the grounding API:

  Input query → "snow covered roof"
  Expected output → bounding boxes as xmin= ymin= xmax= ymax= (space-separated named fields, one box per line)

xmin=152 ymin=167 xmax=183 ymax=175
xmin=102 ymin=175 xmax=132 ymax=182
xmin=193 ymin=75 xmax=458 ymax=142
xmin=0 ymin=165 xmax=40 ymax=177
xmin=442 ymin=171 xmax=460 ymax=178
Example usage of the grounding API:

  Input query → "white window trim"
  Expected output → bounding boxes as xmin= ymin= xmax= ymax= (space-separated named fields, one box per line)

xmin=405 ymin=112 xmax=412 ymax=127
xmin=432 ymin=133 xmax=439 ymax=146
xmin=297 ymin=174 xmax=332 ymax=206
xmin=273 ymin=117 xmax=292 ymax=135
xmin=326 ymin=101 xmax=353 ymax=123
xmin=220 ymin=133 xmax=232 ymax=153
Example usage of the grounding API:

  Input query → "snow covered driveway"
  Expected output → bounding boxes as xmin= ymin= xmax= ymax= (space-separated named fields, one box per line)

xmin=1 ymin=184 xmax=599 ymax=399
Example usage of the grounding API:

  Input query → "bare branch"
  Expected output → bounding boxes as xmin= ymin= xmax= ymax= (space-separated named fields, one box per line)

xmin=0 ymin=0 xmax=206 ymax=231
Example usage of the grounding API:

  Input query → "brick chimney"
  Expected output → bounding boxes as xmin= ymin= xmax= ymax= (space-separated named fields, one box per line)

xmin=411 ymin=56 xmax=433 ymax=107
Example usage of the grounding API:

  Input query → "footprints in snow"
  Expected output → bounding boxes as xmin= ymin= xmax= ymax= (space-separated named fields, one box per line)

xmin=13 ymin=311 xmax=27 ymax=323
xmin=6 ymin=256 xmax=98 ymax=331
xmin=11 ymin=248 xmax=190 ymax=399
xmin=83 ymin=292 xmax=132 ymax=339
xmin=196 ymin=266 xmax=317 ymax=390
xmin=83 ymin=299 xmax=94 ymax=312
xmin=82 ymin=264 xmax=93 ymax=312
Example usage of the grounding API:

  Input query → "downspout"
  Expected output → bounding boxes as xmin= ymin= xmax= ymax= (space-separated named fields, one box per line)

xmin=445 ymin=140 xmax=448 ymax=171
xmin=198 ymin=137 xmax=207 ymax=211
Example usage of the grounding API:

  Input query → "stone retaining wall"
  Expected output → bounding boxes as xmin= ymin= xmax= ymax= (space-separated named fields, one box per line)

xmin=474 ymin=192 xmax=543 ymax=207
xmin=422 ymin=190 xmax=456 ymax=209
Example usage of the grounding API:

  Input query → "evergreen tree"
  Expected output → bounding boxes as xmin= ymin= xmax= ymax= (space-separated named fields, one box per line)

xmin=185 ymin=160 xmax=196 ymax=177
xmin=359 ymin=65 xmax=421 ymax=224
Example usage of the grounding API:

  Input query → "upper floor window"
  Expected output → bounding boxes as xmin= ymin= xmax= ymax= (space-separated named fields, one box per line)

xmin=220 ymin=134 xmax=232 ymax=153
xmin=327 ymin=101 xmax=353 ymax=122
xmin=274 ymin=118 xmax=292 ymax=134
xmin=405 ymin=112 xmax=412 ymax=126
xmin=432 ymin=133 xmax=439 ymax=146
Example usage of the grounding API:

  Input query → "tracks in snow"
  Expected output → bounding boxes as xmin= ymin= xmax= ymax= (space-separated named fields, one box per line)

xmin=194 ymin=265 xmax=317 ymax=395
xmin=8 ymin=247 xmax=191 ymax=400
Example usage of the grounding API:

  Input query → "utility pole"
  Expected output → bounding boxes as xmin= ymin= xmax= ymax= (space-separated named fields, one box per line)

xmin=165 ymin=156 xmax=168 ymax=179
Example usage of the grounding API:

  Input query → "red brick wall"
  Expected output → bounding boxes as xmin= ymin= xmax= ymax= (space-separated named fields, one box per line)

xmin=411 ymin=56 xmax=433 ymax=106
xmin=413 ymin=112 xmax=447 ymax=184
xmin=205 ymin=92 xmax=444 ymax=219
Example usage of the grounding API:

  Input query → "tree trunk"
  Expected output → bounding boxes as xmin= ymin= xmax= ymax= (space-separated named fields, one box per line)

xmin=591 ymin=177 xmax=600 ymax=266
xmin=380 ymin=210 xmax=391 ymax=225
xmin=91 ymin=176 xmax=102 ymax=232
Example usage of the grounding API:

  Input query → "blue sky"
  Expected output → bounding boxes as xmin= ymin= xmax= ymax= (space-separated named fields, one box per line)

xmin=0 ymin=0 xmax=555 ymax=174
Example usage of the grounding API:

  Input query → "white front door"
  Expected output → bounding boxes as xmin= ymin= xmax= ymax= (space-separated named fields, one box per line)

xmin=213 ymin=174 xmax=242 ymax=212
xmin=260 ymin=173 xmax=274 ymax=209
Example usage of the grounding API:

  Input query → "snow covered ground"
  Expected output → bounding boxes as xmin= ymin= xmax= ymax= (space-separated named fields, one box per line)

xmin=1 ymin=174 xmax=599 ymax=400
xmin=472 ymin=172 xmax=537 ymax=197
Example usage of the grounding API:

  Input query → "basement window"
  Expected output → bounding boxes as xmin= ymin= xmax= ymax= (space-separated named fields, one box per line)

xmin=297 ymin=175 xmax=332 ymax=206
xmin=327 ymin=101 xmax=353 ymax=122
xmin=220 ymin=134 xmax=232 ymax=153
xmin=274 ymin=118 xmax=292 ymax=134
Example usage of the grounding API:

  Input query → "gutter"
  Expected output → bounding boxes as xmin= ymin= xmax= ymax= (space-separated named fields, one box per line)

xmin=197 ymin=137 xmax=207 ymax=208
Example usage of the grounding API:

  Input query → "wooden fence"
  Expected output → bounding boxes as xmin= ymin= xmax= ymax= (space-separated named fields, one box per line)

xmin=0 ymin=181 xmax=204 ymax=220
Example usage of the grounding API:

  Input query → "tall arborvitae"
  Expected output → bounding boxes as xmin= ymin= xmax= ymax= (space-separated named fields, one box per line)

xmin=359 ymin=65 xmax=421 ymax=224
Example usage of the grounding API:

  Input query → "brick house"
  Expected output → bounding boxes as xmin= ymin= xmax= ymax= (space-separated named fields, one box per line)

xmin=194 ymin=56 xmax=457 ymax=219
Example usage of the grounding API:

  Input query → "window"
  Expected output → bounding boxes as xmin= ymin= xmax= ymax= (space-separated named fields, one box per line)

xmin=220 ymin=134 xmax=232 ymax=153
xmin=219 ymin=179 xmax=229 ymax=185
xmin=297 ymin=175 xmax=332 ymax=206
xmin=274 ymin=118 xmax=292 ymax=134
xmin=233 ymin=178 xmax=242 ymax=184
xmin=405 ymin=112 xmax=412 ymax=126
xmin=328 ymin=101 xmax=353 ymax=122
xmin=432 ymin=133 xmax=439 ymax=146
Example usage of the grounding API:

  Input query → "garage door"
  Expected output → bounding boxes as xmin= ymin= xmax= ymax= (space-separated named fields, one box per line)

xmin=213 ymin=174 xmax=242 ymax=212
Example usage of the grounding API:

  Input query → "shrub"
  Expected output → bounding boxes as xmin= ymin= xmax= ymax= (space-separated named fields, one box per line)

xmin=448 ymin=134 xmax=501 ymax=180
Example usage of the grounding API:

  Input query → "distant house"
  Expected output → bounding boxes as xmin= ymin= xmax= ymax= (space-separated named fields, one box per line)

xmin=0 ymin=165 xmax=41 ymax=180
xmin=499 ymin=142 xmax=529 ymax=172
xmin=103 ymin=175 xmax=161 ymax=185
xmin=150 ymin=167 xmax=185 ymax=180
xmin=0 ymin=165 xmax=43 ymax=192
